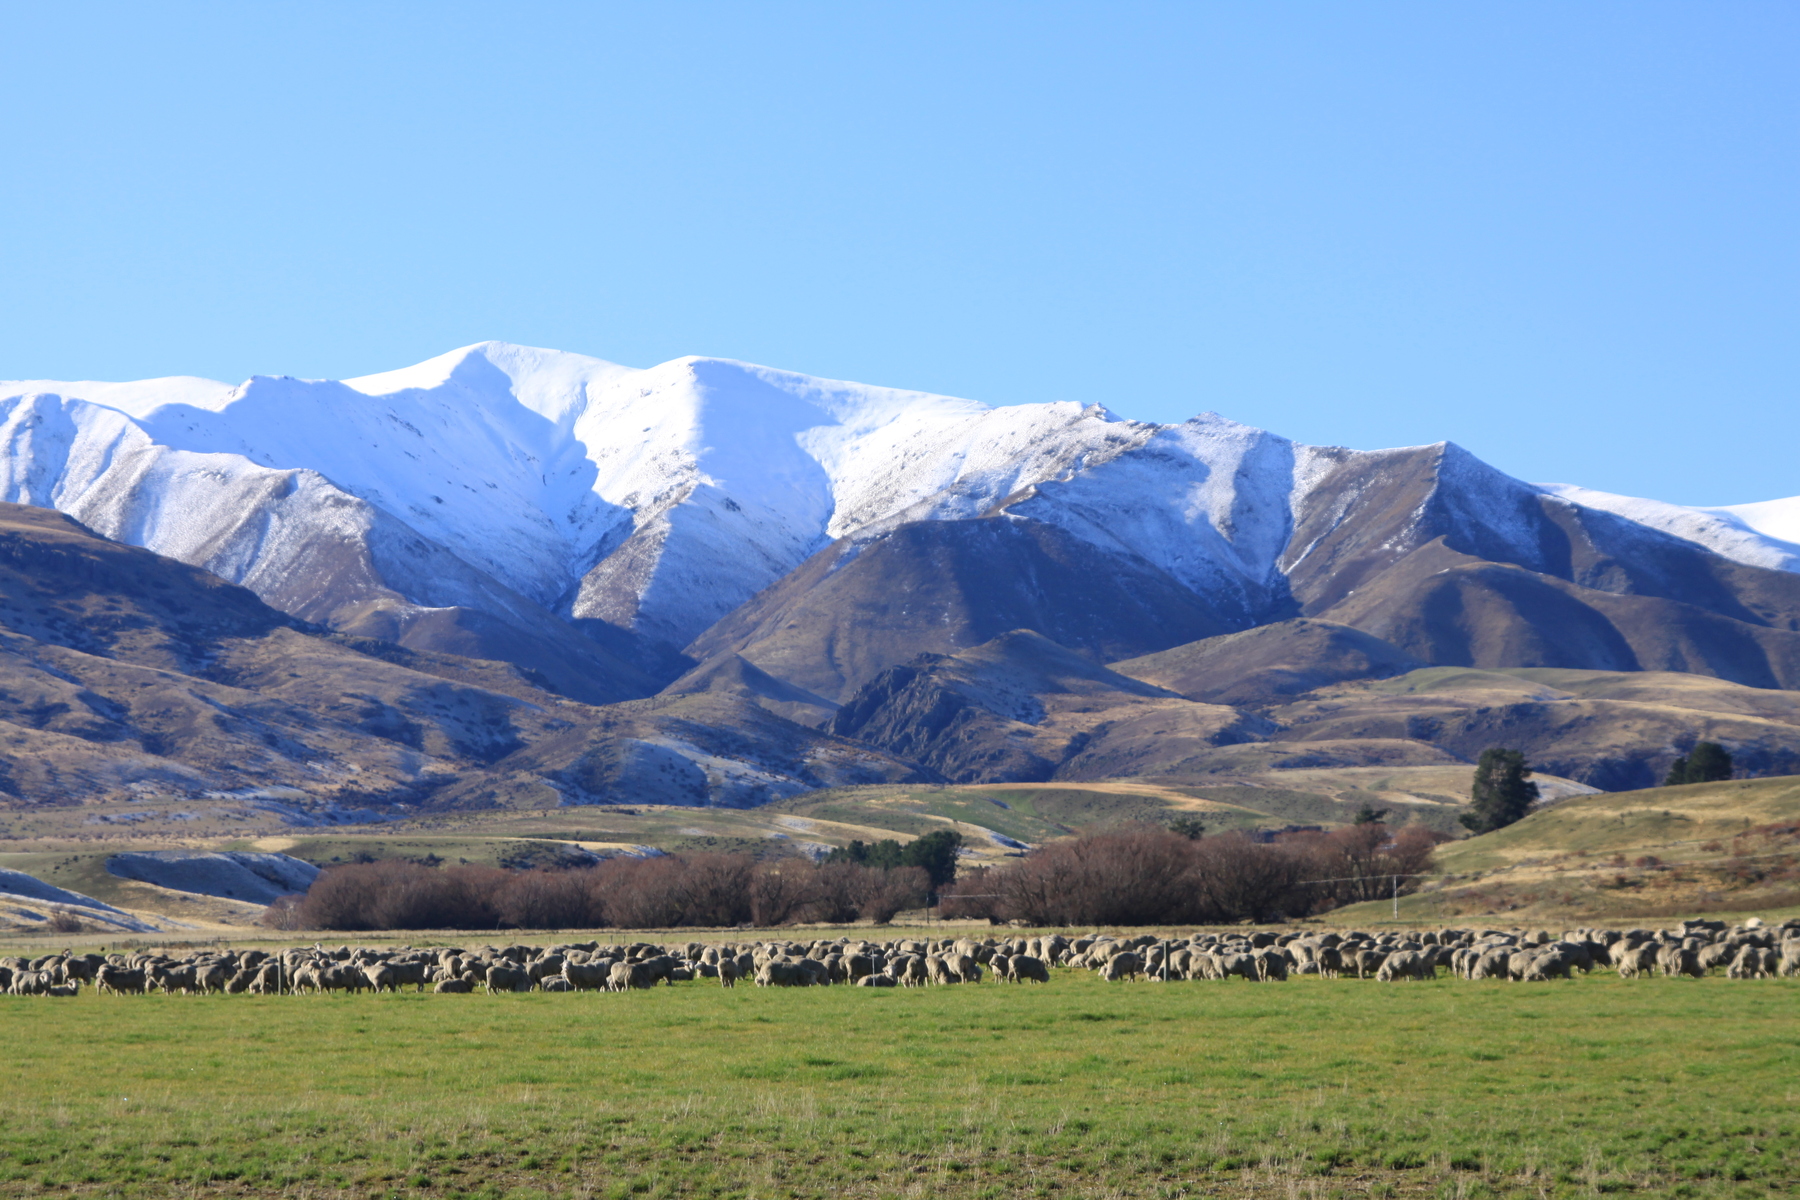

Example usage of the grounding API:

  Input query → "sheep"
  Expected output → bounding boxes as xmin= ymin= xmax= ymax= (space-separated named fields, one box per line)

xmin=485 ymin=964 xmax=532 ymax=994
xmin=1009 ymin=955 xmax=1050 ymax=984
xmin=1100 ymin=952 xmax=1144 ymax=982
xmin=609 ymin=960 xmax=656 ymax=991
xmin=754 ymin=961 xmax=806 ymax=988
xmin=95 ymin=965 xmax=147 ymax=995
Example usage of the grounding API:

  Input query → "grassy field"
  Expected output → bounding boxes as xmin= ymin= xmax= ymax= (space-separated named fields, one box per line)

xmin=1 ymin=971 xmax=1794 ymax=1199
xmin=1324 ymin=777 xmax=1800 ymax=926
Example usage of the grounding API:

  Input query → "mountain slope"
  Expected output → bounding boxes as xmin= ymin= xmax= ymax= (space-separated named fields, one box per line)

xmin=9 ymin=340 xmax=1800 ymax=771
xmin=1110 ymin=619 xmax=1425 ymax=706
xmin=0 ymin=503 xmax=921 ymax=811
xmin=683 ymin=518 xmax=1238 ymax=703
xmin=1265 ymin=666 xmax=1800 ymax=791
xmin=825 ymin=630 xmax=1274 ymax=784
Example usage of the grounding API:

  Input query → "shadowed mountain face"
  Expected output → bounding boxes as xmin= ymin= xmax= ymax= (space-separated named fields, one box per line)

xmin=1281 ymin=445 xmax=1800 ymax=686
xmin=826 ymin=629 xmax=1800 ymax=793
xmin=684 ymin=519 xmax=1239 ymax=704
xmin=0 ymin=503 xmax=921 ymax=811
xmin=1109 ymin=620 xmax=1425 ymax=707
xmin=5 ymin=501 xmax=1799 ymax=809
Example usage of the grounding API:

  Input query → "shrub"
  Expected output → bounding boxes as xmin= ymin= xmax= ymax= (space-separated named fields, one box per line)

xmin=973 ymin=822 xmax=1447 ymax=926
xmin=285 ymin=851 xmax=927 ymax=931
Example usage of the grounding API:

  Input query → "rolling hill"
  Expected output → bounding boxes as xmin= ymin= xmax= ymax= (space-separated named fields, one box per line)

xmin=1335 ymin=775 xmax=1800 ymax=925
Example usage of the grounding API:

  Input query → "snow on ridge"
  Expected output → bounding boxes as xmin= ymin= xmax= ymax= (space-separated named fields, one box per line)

xmin=1540 ymin=484 xmax=1800 ymax=574
xmin=1716 ymin=495 xmax=1800 ymax=549
xmin=0 ymin=375 xmax=238 ymax=418
xmin=7 ymin=342 xmax=1797 ymax=655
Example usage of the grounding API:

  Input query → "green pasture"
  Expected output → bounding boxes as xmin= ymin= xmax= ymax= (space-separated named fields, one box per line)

xmin=1 ymin=972 xmax=1796 ymax=1199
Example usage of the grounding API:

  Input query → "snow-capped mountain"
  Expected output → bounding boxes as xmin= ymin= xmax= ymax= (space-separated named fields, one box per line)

xmin=4 ymin=341 xmax=1795 ymax=683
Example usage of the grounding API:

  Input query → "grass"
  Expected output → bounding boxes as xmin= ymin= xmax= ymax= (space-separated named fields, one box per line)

xmin=1334 ymin=776 xmax=1800 ymax=924
xmin=1 ymin=971 xmax=1795 ymax=1198
xmin=1437 ymin=779 xmax=1800 ymax=875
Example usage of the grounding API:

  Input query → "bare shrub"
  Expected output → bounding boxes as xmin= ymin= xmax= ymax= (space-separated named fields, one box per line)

xmin=588 ymin=856 xmax=686 ymax=928
xmin=1286 ymin=824 xmax=1448 ymax=908
xmin=294 ymin=861 xmax=509 ymax=931
xmin=494 ymin=869 xmax=596 ymax=929
xmin=749 ymin=860 xmax=817 ymax=927
xmin=287 ymin=851 xmax=956 ymax=931
xmin=977 ymin=822 xmax=1447 ymax=926
xmin=993 ymin=827 xmax=1209 ymax=926
xmin=936 ymin=866 xmax=998 ymax=922
xmin=258 ymin=894 xmax=305 ymax=931
xmin=668 ymin=853 xmax=757 ymax=927
xmin=808 ymin=861 xmax=871 ymax=924
xmin=1190 ymin=832 xmax=1312 ymax=921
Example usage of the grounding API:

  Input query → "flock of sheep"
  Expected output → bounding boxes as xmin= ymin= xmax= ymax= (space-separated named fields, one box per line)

xmin=3 ymin=916 xmax=1795 ymax=997
xmin=1063 ymin=917 xmax=1800 ymax=983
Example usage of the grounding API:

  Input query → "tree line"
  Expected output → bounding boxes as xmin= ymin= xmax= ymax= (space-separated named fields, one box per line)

xmin=267 ymin=854 xmax=935 ymax=932
xmin=939 ymin=823 xmax=1444 ymax=927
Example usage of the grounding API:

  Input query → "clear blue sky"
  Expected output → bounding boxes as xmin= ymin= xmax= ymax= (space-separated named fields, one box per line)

xmin=2 ymin=4 xmax=1794 ymax=506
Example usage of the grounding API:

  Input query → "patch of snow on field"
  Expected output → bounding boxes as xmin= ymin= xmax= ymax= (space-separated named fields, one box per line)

xmin=105 ymin=851 xmax=319 ymax=904
xmin=0 ymin=867 xmax=131 ymax=914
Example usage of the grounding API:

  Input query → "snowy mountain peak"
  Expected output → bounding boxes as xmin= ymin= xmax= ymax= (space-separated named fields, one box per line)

xmin=4 ymin=342 xmax=1796 ymax=657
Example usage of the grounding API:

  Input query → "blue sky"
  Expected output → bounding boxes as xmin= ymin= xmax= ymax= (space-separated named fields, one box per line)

xmin=1 ymin=3 xmax=1793 ymax=505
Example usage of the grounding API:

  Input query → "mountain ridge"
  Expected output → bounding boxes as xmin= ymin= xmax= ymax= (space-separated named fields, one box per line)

xmin=6 ymin=341 xmax=1800 ymax=812
xmin=12 ymin=341 xmax=1796 ymax=678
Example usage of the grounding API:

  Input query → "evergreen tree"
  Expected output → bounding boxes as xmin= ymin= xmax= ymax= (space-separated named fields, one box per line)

xmin=823 ymin=838 xmax=905 ymax=869
xmin=1168 ymin=815 xmax=1207 ymax=840
xmin=1352 ymin=804 xmax=1390 ymax=826
xmin=1460 ymin=747 xmax=1540 ymax=835
xmin=898 ymin=829 xmax=964 ymax=888
xmin=1680 ymin=741 xmax=1733 ymax=784
xmin=1663 ymin=755 xmax=1690 ymax=787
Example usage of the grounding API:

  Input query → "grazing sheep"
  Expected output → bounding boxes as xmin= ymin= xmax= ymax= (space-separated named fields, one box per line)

xmin=1009 ymin=955 xmax=1051 ymax=984
xmin=1217 ymin=954 xmax=1259 ymax=983
xmin=95 ymin=965 xmax=147 ymax=995
xmin=609 ymin=960 xmax=656 ymax=991
xmin=1100 ymin=952 xmax=1144 ymax=982
xmin=562 ymin=961 xmax=611 ymax=991
xmin=485 ymin=964 xmax=532 ymax=994
xmin=754 ymin=961 xmax=805 ymax=988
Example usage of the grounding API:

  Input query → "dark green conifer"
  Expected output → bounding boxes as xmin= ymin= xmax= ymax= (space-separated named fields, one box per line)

xmin=1676 ymin=741 xmax=1733 ymax=784
xmin=1460 ymin=747 xmax=1540 ymax=835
